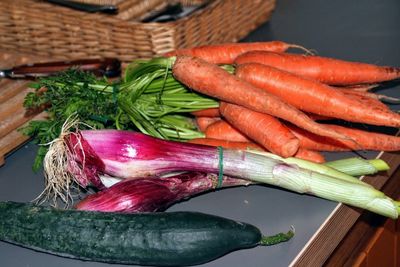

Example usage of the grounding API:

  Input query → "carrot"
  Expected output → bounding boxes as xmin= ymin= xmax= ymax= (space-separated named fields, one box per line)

xmin=288 ymin=123 xmax=400 ymax=152
xmin=219 ymin=102 xmax=300 ymax=157
xmin=188 ymin=138 xmax=264 ymax=151
xmin=165 ymin=41 xmax=308 ymax=64
xmin=234 ymin=51 xmax=400 ymax=85
xmin=205 ymin=119 xmax=250 ymax=143
xmin=191 ymin=107 xmax=221 ymax=117
xmin=235 ymin=62 xmax=400 ymax=127
xmin=326 ymin=124 xmax=400 ymax=151
xmin=307 ymin=89 xmax=393 ymax=119
xmin=195 ymin=116 xmax=221 ymax=132
xmin=172 ymin=56 xmax=352 ymax=142
xmin=306 ymin=113 xmax=333 ymax=121
xmin=339 ymin=88 xmax=400 ymax=105
xmin=294 ymin=148 xmax=326 ymax=163
xmin=340 ymin=89 xmax=391 ymax=112
xmin=288 ymin=123 xmax=349 ymax=151
xmin=335 ymin=84 xmax=379 ymax=92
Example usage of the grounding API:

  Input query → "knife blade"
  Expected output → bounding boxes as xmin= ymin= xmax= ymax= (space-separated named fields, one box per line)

xmin=0 ymin=58 xmax=121 ymax=79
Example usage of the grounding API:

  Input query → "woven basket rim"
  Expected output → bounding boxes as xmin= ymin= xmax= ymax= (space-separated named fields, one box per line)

xmin=0 ymin=0 xmax=276 ymax=61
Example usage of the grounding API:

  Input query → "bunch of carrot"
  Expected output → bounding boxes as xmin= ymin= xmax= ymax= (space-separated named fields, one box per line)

xmin=164 ymin=41 xmax=400 ymax=163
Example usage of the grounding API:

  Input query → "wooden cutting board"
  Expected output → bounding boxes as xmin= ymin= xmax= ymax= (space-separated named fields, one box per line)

xmin=0 ymin=52 xmax=48 ymax=166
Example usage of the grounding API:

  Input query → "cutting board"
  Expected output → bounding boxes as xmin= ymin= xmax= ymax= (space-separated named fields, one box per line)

xmin=0 ymin=52 xmax=48 ymax=165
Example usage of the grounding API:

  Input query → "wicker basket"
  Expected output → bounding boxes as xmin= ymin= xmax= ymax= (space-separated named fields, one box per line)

xmin=0 ymin=0 xmax=276 ymax=63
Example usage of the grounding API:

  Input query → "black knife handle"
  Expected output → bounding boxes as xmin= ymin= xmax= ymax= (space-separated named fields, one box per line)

xmin=3 ymin=58 xmax=121 ymax=79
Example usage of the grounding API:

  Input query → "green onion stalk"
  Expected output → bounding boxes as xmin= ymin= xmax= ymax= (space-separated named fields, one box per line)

xmin=74 ymin=154 xmax=390 ymax=214
xmin=324 ymin=157 xmax=389 ymax=177
xmin=43 ymin=128 xmax=399 ymax=219
xmin=248 ymin=150 xmax=389 ymax=185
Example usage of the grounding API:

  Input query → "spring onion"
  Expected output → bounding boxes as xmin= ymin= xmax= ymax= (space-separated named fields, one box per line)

xmin=324 ymin=157 xmax=389 ymax=177
xmin=75 ymin=153 xmax=390 ymax=214
xmin=43 ymin=127 xmax=400 ymax=218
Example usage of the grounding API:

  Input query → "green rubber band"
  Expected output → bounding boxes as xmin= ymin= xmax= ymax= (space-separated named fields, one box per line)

xmin=217 ymin=146 xmax=224 ymax=188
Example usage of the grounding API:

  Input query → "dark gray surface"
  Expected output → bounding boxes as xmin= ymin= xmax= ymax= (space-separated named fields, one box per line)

xmin=1 ymin=0 xmax=400 ymax=266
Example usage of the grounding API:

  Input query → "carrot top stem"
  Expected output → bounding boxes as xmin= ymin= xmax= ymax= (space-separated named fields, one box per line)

xmin=117 ymin=57 xmax=219 ymax=140
xmin=123 ymin=57 xmax=176 ymax=83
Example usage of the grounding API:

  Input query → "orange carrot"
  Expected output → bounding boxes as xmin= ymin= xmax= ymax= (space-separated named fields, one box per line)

xmin=307 ymin=89 xmax=392 ymax=119
xmin=326 ymin=124 xmax=400 ymax=151
xmin=219 ymin=102 xmax=300 ymax=157
xmin=235 ymin=62 xmax=400 ymax=127
xmin=287 ymin=123 xmax=350 ymax=151
xmin=234 ymin=51 xmax=400 ymax=85
xmin=335 ymin=84 xmax=379 ymax=92
xmin=188 ymin=138 xmax=264 ymax=151
xmin=172 ymin=56 xmax=351 ymax=142
xmin=165 ymin=41 xmax=308 ymax=64
xmin=294 ymin=148 xmax=326 ymax=163
xmin=191 ymin=107 xmax=221 ymax=117
xmin=306 ymin=113 xmax=333 ymax=121
xmin=339 ymin=88 xmax=400 ymax=106
xmin=195 ymin=116 xmax=221 ymax=132
xmin=288 ymin=123 xmax=400 ymax=152
xmin=205 ymin=119 xmax=250 ymax=142
xmin=340 ymin=89 xmax=391 ymax=112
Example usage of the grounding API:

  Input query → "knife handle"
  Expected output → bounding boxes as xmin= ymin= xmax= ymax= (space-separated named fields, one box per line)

xmin=4 ymin=58 xmax=121 ymax=79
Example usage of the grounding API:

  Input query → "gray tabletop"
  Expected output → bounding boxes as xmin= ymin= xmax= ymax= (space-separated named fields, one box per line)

xmin=1 ymin=0 xmax=400 ymax=266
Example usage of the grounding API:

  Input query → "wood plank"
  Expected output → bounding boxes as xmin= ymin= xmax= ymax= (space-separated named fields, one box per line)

xmin=365 ymin=220 xmax=396 ymax=267
xmin=0 ymin=80 xmax=30 ymax=104
xmin=0 ymin=87 xmax=33 ymax=122
xmin=0 ymin=112 xmax=47 ymax=166
xmin=0 ymin=50 xmax=43 ymax=165
xmin=0 ymin=109 xmax=36 ymax=139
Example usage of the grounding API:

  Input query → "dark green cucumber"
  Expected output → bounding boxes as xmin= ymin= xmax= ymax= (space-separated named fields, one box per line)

xmin=0 ymin=202 xmax=293 ymax=266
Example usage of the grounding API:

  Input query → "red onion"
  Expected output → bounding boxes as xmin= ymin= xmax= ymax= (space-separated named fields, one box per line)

xmin=75 ymin=172 xmax=251 ymax=213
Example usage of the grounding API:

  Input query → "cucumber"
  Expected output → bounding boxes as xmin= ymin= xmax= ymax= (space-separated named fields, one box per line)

xmin=0 ymin=202 xmax=293 ymax=266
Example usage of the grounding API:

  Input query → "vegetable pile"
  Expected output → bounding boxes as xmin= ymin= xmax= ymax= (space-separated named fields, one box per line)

xmin=24 ymin=42 xmax=400 ymax=167
xmin=9 ymin=40 xmax=400 ymax=265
